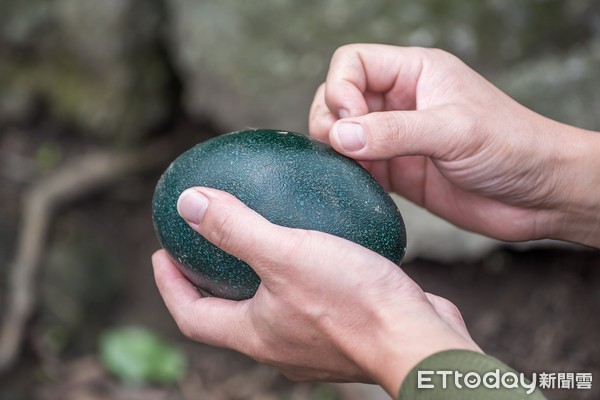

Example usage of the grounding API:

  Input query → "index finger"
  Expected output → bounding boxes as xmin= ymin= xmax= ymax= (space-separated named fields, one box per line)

xmin=152 ymin=249 xmax=249 ymax=349
xmin=308 ymin=83 xmax=338 ymax=143
xmin=325 ymin=44 xmax=426 ymax=117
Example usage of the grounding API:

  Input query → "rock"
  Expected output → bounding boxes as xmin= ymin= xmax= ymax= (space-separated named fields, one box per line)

xmin=164 ymin=0 xmax=484 ymax=132
xmin=393 ymin=195 xmax=584 ymax=263
xmin=165 ymin=0 xmax=330 ymax=132
xmin=498 ymin=40 xmax=600 ymax=131
xmin=165 ymin=0 xmax=600 ymax=134
xmin=0 ymin=0 xmax=171 ymax=142
xmin=393 ymin=195 xmax=500 ymax=263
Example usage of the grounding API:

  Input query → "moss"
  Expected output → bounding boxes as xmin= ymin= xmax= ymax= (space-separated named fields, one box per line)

xmin=0 ymin=0 xmax=171 ymax=144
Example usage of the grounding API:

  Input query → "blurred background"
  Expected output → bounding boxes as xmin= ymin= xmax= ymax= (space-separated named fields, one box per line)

xmin=0 ymin=0 xmax=599 ymax=399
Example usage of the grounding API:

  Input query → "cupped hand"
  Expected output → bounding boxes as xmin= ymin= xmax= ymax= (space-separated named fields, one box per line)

xmin=152 ymin=187 xmax=481 ymax=396
xmin=309 ymin=44 xmax=600 ymax=246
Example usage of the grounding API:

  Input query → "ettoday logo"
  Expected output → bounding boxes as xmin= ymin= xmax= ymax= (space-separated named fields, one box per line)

xmin=417 ymin=369 xmax=538 ymax=395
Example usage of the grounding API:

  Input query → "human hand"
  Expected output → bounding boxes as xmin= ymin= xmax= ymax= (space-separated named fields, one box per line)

xmin=153 ymin=187 xmax=481 ymax=396
xmin=310 ymin=44 xmax=600 ymax=247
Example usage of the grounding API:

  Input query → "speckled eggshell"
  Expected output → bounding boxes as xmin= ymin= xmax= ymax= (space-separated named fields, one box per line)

xmin=152 ymin=129 xmax=406 ymax=300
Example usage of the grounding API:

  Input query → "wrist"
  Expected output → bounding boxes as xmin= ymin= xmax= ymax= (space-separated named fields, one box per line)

xmin=344 ymin=305 xmax=482 ymax=397
xmin=375 ymin=331 xmax=481 ymax=397
xmin=540 ymin=125 xmax=600 ymax=247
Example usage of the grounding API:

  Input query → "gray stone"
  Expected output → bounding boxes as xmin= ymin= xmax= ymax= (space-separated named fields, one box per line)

xmin=0 ymin=0 xmax=170 ymax=142
xmin=498 ymin=40 xmax=600 ymax=131
xmin=393 ymin=195 xmax=500 ymax=263
xmin=2 ymin=0 xmax=595 ymax=262
xmin=165 ymin=0 xmax=600 ymax=136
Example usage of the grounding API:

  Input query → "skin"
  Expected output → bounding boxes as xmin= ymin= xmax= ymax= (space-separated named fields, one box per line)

xmin=309 ymin=44 xmax=600 ymax=247
xmin=154 ymin=188 xmax=480 ymax=396
xmin=154 ymin=44 xmax=600 ymax=397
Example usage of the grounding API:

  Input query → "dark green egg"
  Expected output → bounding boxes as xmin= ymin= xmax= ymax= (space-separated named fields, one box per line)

xmin=152 ymin=129 xmax=406 ymax=300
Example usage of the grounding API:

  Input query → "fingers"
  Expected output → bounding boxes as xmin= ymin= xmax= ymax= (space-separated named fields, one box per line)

xmin=309 ymin=44 xmax=427 ymax=143
xmin=152 ymin=250 xmax=249 ymax=349
xmin=327 ymin=106 xmax=478 ymax=161
xmin=309 ymin=83 xmax=337 ymax=143
xmin=309 ymin=83 xmax=388 ymax=144
xmin=309 ymin=44 xmax=486 ymax=161
xmin=325 ymin=44 xmax=427 ymax=117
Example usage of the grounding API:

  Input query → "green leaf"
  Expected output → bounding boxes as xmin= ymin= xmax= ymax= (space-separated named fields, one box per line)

xmin=99 ymin=326 xmax=186 ymax=385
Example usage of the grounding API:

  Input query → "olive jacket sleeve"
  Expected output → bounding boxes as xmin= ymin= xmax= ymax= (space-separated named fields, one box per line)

xmin=398 ymin=350 xmax=547 ymax=400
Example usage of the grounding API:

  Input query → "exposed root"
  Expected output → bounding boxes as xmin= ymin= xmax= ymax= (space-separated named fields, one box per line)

xmin=0 ymin=138 xmax=177 ymax=373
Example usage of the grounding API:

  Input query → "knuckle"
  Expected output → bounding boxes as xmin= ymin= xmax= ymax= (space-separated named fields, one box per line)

xmin=201 ymin=191 xmax=262 ymax=258
xmin=445 ymin=300 xmax=463 ymax=318
xmin=426 ymin=292 xmax=465 ymax=325
xmin=367 ymin=112 xmax=409 ymax=146
xmin=289 ymin=228 xmax=317 ymax=248
xmin=212 ymin=212 xmax=238 ymax=251
xmin=391 ymin=112 xmax=412 ymax=141
xmin=331 ymin=44 xmax=355 ymax=60
xmin=423 ymin=47 xmax=460 ymax=66
xmin=176 ymin=316 xmax=197 ymax=340
xmin=244 ymin=335 xmax=270 ymax=365
xmin=285 ymin=229 xmax=322 ymax=259
xmin=331 ymin=43 xmax=369 ymax=66
xmin=443 ymin=104 xmax=480 ymax=138
xmin=253 ymin=228 xmax=320 ymax=280
xmin=257 ymin=229 xmax=303 ymax=269
xmin=427 ymin=47 xmax=452 ymax=59
xmin=439 ymin=297 xmax=465 ymax=324
xmin=420 ymin=47 xmax=471 ymax=80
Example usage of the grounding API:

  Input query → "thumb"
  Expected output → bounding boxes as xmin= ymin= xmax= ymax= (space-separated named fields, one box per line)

xmin=329 ymin=107 xmax=474 ymax=161
xmin=176 ymin=187 xmax=300 ymax=282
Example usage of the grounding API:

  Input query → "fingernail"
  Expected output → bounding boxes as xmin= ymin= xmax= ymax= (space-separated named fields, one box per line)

xmin=334 ymin=121 xmax=366 ymax=151
xmin=177 ymin=189 xmax=209 ymax=225
xmin=338 ymin=108 xmax=350 ymax=119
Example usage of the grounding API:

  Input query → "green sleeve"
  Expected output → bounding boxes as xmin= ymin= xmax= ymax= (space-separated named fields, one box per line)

xmin=398 ymin=350 xmax=546 ymax=400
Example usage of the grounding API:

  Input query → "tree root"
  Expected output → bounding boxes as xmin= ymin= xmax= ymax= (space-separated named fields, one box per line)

xmin=0 ymin=137 xmax=178 ymax=373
